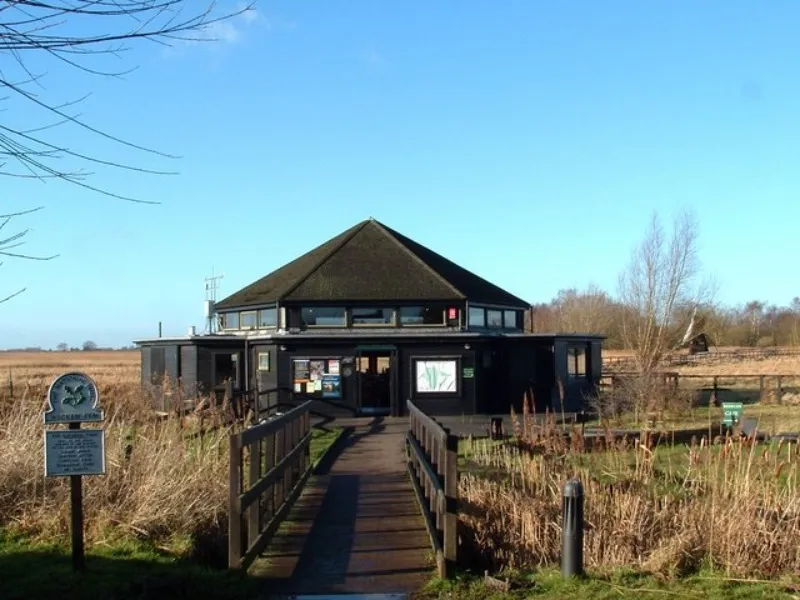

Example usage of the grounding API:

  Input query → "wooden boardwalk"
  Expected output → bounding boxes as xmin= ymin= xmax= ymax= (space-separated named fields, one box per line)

xmin=252 ymin=417 xmax=435 ymax=597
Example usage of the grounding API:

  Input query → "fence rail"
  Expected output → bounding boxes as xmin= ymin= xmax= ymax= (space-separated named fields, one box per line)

xmin=405 ymin=400 xmax=458 ymax=578
xmin=603 ymin=347 xmax=800 ymax=370
xmin=228 ymin=400 xmax=313 ymax=570
xmin=599 ymin=372 xmax=799 ymax=405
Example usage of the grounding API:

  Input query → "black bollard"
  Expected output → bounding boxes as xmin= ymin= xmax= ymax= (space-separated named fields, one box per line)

xmin=561 ymin=478 xmax=584 ymax=578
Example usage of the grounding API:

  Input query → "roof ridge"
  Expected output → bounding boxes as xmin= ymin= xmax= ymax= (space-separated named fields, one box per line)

xmin=279 ymin=220 xmax=372 ymax=301
xmin=371 ymin=220 xmax=466 ymax=300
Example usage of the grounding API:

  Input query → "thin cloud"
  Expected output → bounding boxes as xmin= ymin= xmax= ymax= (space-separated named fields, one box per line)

xmin=365 ymin=48 xmax=384 ymax=65
xmin=162 ymin=6 xmax=265 ymax=57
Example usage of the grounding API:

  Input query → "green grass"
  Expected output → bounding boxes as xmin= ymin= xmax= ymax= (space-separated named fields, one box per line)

xmin=310 ymin=426 xmax=344 ymax=466
xmin=416 ymin=568 xmax=800 ymax=599
xmin=0 ymin=531 xmax=263 ymax=600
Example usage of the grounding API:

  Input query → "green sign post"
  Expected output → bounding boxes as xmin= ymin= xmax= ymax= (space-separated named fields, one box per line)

xmin=721 ymin=402 xmax=744 ymax=428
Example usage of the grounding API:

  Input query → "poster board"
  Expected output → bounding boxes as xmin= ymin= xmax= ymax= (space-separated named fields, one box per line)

xmin=293 ymin=358 xmax=342 ymax=398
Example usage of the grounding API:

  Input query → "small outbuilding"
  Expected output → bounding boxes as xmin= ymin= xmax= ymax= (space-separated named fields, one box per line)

xmin=135 ymin=219 xmax=603 ymax=417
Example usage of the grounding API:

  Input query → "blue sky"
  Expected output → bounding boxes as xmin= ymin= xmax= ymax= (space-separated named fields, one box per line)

xmin=2 ymin=1 xmax=799 ymax=349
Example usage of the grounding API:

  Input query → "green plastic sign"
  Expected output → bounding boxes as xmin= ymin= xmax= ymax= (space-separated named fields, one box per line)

xmin=462 ymin=367 xmax=474 ymax=379
xmin=721 ymin=402 xmax=743 ymax=427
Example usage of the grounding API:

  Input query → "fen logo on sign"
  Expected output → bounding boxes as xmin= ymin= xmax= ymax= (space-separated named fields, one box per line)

xmin=44 ymin=372 xmax=103 ymax=424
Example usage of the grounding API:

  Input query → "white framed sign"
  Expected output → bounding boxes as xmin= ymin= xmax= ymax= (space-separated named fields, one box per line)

xmin=44 ymin=372 xmax=103 ymax=424
xmin=415 ymin=359 xmax=458 ymax=393
xmin=44 ymin=429 xmax=106 ymax=477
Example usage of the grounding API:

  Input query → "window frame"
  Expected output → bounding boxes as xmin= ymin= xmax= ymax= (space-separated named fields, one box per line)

xmin=240 ymin=310 xmax=258 ymax=330
xmin=486 ymin=309 xmax=503 ymax=328
xmin=258 ymin=307 xmax=278 ymax=328
xmin=221 ymin=312 xmax=240 ymax=330
xmin=398 ymin=305 xmax=446 ymax=327
xmin=257 ymin=351 xmax=270 ymax=371
xmin=503 ymin=310 xmax=518 ymax=329
xmin=566 ymin=344 xmax=588 ymax=379
xmin=350 ymin=307 xmax=396 ymax=327
xmin=300 ymin=306 xmax=347 ymax=328
xmin=467 ymin=306 xmax=486 ymax=328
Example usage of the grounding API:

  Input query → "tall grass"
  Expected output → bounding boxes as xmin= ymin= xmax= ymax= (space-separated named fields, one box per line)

xmin=459 ymin=408 xmax=800 ymax=579
xmin=0 ymin=383 xmax=230 ymax=562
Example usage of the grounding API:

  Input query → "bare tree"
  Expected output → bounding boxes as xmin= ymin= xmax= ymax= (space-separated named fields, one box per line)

xmin=1 ymin=0 xmax=253 ymax=301
xmin=618 ymin=209 xmax=713 ymax=375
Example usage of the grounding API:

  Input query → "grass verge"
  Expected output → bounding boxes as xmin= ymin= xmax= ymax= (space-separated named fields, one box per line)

xmin=0 ymin=531 xmax=262 ymax=600
xmin=414 ymin=568 xmax=800 ymax=599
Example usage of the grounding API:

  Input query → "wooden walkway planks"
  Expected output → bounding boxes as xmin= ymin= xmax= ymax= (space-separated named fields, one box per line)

xmin=251 ymin=417 xmax=435 ymax=596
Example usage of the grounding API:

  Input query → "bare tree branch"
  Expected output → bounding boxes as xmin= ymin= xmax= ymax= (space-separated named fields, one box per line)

xmin=1 ymin=1 xmax=256 ymax=302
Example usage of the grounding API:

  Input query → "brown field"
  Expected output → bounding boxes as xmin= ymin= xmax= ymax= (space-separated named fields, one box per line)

xmin=0 ymin=351 xmax=140 ymax=399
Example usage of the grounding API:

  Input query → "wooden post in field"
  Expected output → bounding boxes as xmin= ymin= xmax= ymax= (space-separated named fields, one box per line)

xmin=777 ymin=376 xmax=783 ymax=405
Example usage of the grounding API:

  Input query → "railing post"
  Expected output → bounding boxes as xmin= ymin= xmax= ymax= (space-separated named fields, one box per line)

xmin=228 ymin=433 xmax=242 ymax=569
xmin=248 ymin=438 xmax=261 ymax=550
xmin=443 ymin=431 xmax=458 ymax=572
xmin=561 ymin=478 xmax=584 ymax=578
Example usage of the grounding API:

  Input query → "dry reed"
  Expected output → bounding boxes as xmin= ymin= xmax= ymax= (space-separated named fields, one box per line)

xmin=459 ymin=407 xmax=800 ymax=579
xmin=0 ymin=373 xmax=230 ymax=559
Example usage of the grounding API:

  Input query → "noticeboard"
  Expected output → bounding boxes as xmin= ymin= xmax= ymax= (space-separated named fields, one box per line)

xmin=44 ymin=429 xmax=106 ymax=477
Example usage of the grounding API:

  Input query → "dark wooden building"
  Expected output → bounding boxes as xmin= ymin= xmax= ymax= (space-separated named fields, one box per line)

xmin=135 ymin=219 xmax=603 ymax=417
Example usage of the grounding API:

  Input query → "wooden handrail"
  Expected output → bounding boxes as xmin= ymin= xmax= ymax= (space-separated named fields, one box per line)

xmin=406 ymin=400 xmax=458 ymax=578
xmin=228 ymin=400 xmax=313 ymax=570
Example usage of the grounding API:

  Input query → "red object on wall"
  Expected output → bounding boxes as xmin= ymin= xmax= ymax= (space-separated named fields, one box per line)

xmin=448 ymin=307 xmax=457 ymax=320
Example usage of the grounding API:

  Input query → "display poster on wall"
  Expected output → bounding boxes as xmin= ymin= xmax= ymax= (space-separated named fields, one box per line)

xmin=293 ymin=358 xmax=343 ymax=397
xmin=322 ymin=374 xmax=341 ymax=397
xmin=309 ymin=360 xmax=326 ymax=381
xmin=294 ymin=360 xmax=310 ymax=382
xmin=415 ymin=360 xmax=458 ymax=393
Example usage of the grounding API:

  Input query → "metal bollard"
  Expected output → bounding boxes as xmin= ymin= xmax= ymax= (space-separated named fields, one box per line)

xmin=561 ymin=478 xmax=584 ymax=578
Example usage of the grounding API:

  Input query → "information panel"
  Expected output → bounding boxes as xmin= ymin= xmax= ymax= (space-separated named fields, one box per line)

xmin=44 ymin=429 xmax=106 ymax=477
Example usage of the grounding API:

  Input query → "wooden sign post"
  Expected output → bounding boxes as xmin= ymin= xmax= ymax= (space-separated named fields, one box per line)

xmin=43 ymin=372 xmax=105 ymax=572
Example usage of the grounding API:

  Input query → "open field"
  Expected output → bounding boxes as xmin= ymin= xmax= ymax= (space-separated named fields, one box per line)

xmin=0 ymin=350 xmax=140 ymax=391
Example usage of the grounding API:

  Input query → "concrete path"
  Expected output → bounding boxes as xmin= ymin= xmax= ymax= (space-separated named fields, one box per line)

xmin=252 ymin=417 xmax=435 ymax=597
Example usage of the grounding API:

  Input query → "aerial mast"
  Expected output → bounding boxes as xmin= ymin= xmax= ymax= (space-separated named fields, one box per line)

xmin=204 ymin=268 xmax=224 ymax=334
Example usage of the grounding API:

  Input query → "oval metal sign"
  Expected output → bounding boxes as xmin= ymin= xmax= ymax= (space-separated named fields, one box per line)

xmin=43 ymin=372 xmax=104 ymax=424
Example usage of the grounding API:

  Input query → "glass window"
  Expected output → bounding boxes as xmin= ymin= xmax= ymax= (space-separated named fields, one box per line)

xmin=257 ymin=352 xmax=270 ymax=371
xmin=352 ymin=307 xmax=394 ymax=325
xmin=221 ymin=312 xmax=239 ymax=330
xmin=487 ymin=309 xmax=503 ymax=328
xmin=240 ymin=311 xmax=257 ymax=329
xmin=399 ymin=305 xmax=444 ymax=326
xmin=567 ymin=345 xmax=587 ymax=378
xmin=468 ymin=307 xmax=485 ymax=328
xmin=504 ymin=310 xmax=518 ymax=329
xmin=259 ymin=308 xmax=277 ymax=328
xmin=301 ymin=307 xmax=346 ymax=327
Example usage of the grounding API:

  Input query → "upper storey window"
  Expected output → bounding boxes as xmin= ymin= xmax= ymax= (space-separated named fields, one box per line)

xmin=399 ymin=305 xmax=444 ymax=326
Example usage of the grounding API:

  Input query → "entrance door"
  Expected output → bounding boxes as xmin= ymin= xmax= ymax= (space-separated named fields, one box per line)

xmin=357 ymin=350 xmax=392 ymax=415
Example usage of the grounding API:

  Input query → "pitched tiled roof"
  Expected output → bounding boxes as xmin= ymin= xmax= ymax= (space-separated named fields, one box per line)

xmin=214 ymin=219 xmax=529 ymax=309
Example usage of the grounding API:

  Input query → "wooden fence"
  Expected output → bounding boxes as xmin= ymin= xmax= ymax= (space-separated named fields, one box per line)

xmin=405 ymin=400 xmax=458 ymax=578
xmin=603 ymin=347 xmax=800 ymax=370
xmin=600 ymin=372 xmax=799 ymax=405
xmin=228 ymin=400 xmax=313 ymax=570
